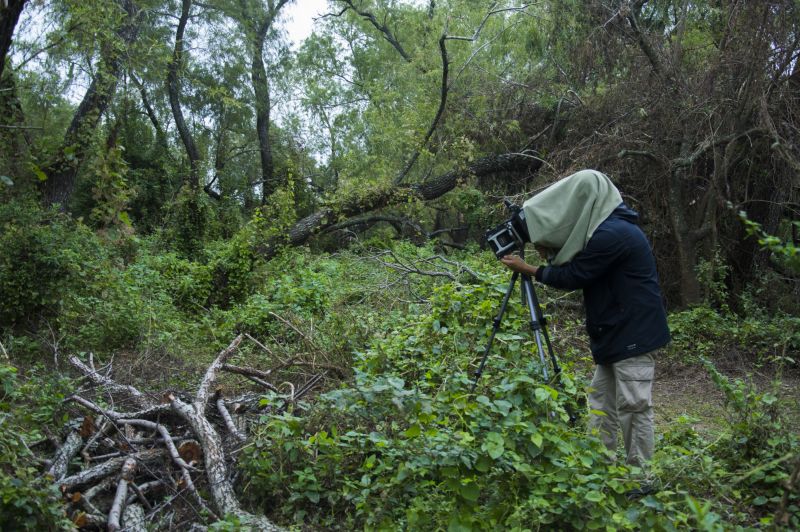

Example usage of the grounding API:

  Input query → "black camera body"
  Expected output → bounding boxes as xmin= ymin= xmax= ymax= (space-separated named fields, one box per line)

xmin=485 ymin=200 xmax=530 ymax=257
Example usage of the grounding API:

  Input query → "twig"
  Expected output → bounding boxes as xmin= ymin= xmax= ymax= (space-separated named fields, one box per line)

xmin=216 ymin=396 xmax=247 ymax=443
xmin=245 ymin=333 xmax=274 ymax=356
xmin=69 ymin=355 xmax=151 ymax=409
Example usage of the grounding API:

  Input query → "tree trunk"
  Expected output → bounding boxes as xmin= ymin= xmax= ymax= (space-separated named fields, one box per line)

xmin=264 ymin=151 xmax=539 ymax=258
xmin=0 ymin=0 xmax=26 ymax=81
xmin=40 ymin=0 xmax=140 ymax=209
xmin=253 ymin=26 xmax=276 ymax=203
xmin=167 ymin=0 xmax=201 ymax=191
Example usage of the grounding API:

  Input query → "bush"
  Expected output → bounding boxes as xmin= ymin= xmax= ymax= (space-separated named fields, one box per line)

xmin=0 ymin=200 xmax=105 ymax=328
xmin=240 ymin=275 xmax=643 ymax=529
xmin=0 ymin=364 xmax=73 ymax=530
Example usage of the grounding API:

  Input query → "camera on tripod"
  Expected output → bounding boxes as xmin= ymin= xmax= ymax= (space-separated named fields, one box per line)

xmin=484 ymin=200 xmax=530 ymax=257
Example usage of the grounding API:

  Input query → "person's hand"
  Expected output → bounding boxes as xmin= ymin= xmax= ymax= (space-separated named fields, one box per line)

xmin=500 ymin=254 xmax=538 ymax=276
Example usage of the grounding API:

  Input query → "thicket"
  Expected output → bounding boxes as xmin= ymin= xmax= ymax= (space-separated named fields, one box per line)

xmin=0 ymin=198 xmax=798 ymax=528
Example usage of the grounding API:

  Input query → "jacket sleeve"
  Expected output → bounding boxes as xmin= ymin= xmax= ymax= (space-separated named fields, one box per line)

xmin=537 ymin=228 xmax=626 ymax=290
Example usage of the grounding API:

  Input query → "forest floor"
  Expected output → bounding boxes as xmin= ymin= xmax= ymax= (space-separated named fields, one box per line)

xmin=653 ymin=359 xmax=800 ymax=436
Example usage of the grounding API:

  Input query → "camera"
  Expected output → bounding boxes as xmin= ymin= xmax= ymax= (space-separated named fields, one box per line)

xmin=484 ymin=200 xmax=530 ymax=257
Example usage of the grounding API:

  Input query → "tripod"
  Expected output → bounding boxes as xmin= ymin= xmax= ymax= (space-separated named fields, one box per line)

xmin=471 ymin=256 xmax=563 ymax=394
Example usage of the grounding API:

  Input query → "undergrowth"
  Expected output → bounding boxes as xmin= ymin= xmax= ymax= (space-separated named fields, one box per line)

xmin=0 ymin=200 xmax=798 ymax=529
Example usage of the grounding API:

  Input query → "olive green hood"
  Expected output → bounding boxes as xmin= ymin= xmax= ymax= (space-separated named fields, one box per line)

xmin=522 ymin=170 xmax=623 ymax=265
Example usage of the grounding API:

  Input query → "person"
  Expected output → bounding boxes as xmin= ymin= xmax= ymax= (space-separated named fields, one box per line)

xmin=500 ymin=169 xmax=670 ymax=469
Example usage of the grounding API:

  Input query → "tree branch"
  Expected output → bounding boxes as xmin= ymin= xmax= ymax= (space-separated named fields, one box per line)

xmin=394 ymin=32 xmax=449 ymax=185
xmin=336 ymin=0 xmax=412 ymax=62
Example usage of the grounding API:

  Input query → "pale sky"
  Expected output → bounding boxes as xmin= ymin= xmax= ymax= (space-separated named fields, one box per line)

xmin=280 ymin=0 xmax=330 ymax=49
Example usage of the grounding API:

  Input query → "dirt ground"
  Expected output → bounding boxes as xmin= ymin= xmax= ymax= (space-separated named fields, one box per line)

xmin=653 ymin=359 xmax=800 ymax=435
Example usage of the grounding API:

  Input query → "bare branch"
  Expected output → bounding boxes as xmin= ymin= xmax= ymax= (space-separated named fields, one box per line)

xmin=394 ymin=32 xmax=449 ymax=185
xmin=336 ymin=0 xmax=412 ymax=61
xmin=196 ymin=335 xmax=243 ymax=408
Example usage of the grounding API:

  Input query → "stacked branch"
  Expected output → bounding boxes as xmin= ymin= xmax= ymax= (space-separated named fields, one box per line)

xmin=47 ymin=328 xmax=339 ymax=529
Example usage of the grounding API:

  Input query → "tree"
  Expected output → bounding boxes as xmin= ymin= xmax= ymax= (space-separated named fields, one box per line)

xmin=235 ymin=0 xmax=291 ymax=203
xmin=40 ymin=0 xmax=141 ymax=209
xmin=0 ymin=0 xmax=26 ymax=81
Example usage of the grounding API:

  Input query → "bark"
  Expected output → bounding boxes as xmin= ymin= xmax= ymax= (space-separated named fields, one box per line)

xmin=107 ymin=457 xmax=137 ymax=531
xmin=169 ymin=394 xmax=281 ymax=529
xmin=0 ymin=0 xmax=26 ymax=81
xmin=48 ymin=429 xmax=83 ymax=480
xmin=253 ymin=24 xmax=275 ymax=202
xmin=121 ymin=504 xmax=147 ymax=532
xmin=237 ymin=0 xmax=289 ymax=202
xmin=58 ymin=449 xmax=165 ymax=492
xmin=40 ymin=0 xmax=140 ymax=208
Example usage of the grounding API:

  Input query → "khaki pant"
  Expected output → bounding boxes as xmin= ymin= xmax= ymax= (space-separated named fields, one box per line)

xmin=587 ymin=352 xmax=655 ymax=467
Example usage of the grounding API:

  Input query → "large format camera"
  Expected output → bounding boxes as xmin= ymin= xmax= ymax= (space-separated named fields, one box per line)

xmin=484 ymin=200 xmax=530 ymax=257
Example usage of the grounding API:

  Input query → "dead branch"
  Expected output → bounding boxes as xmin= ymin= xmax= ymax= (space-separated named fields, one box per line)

xmin=216 ymin=395 xmax=247 ymax=443
xmin=58 ymin=448 xmax=166 ymax=492
xmin=107 ymin=457 xmax=137 ymax=531
xmin=69 ymin=354 xmax=152 ymax=408
xmin=196 ymin=335 xmax=243 ymax=408
xmin=218 ymin=362 xmax=263 ymax=382
xmin=168 ymin=393 xmax=279 ymax=529
xmin=371 ymin=249 xmax=480 ymax=281
xmin=48 ymin=428 xmax=83 ymax=480
xmin=50 ymin=332 xmax=328 ymax=529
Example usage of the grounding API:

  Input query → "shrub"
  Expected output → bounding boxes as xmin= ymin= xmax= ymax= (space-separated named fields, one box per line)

xmin=0 ymin=363 xmax=73 ymax=530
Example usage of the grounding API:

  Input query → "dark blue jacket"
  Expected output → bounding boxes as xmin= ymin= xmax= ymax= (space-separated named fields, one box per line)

xmin=535 ymin=204 xmax=670 ymax=365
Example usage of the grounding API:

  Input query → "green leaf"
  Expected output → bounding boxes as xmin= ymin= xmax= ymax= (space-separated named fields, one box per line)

xmin=30 ymin=164 xmax=47 ymax=182
xmin=530 ymin=432 xmax=543 ymax=448
xmin=482 ymin=432 xmax=505 ymax=459
xmin=585 ymin=491 xmax=604 ymax=502
xmin=0 ymin=175 xmax=13 ymax=186
xmin=459 ymin=482 xmax=480 ymax=501
xmin=404 ymin=424 xmax=421 ymax=438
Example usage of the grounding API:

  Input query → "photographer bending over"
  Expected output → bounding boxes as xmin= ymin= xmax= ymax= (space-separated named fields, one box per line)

xmin=501 ymin=170 xmax=670 ymax=468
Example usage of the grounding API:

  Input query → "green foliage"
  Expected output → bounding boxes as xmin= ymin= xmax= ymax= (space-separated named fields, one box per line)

xmin=644 ymin=362 xmax=800 ymax=529
xmin=668 ymin=302 xmax=800 ymax=365
xmin=240 ymin=275 xmax=643 ymax=529
xmin=0 ymin=199 xmax=104 ymax=327
xmin=739 ymin=212 xmax=800 ymax=274
xmin=0 ymin=363 xmax=73 ymax=530
xmin=163 ymin=185 xmax=213 ymax=258
xmin=695 ymin=248 xmax=730 ymax=310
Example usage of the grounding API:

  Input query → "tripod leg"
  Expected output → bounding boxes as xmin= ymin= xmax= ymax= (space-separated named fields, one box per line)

xmin=521 ymin=275 xmax=550 ymax=381
xmin=471 ymin=272 xmax=519 ymax=392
